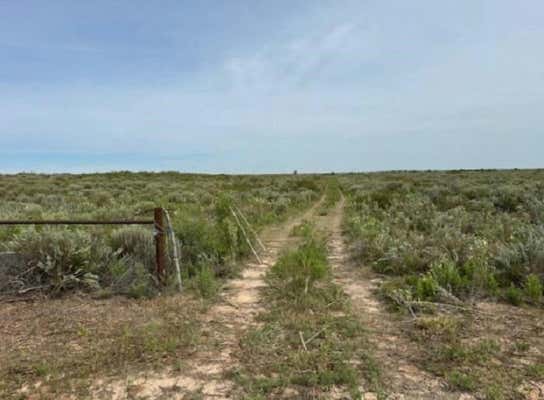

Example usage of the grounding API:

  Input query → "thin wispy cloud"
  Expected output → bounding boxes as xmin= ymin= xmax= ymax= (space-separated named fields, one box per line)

xmin=0 ymin=0 xmax=542 ymax=173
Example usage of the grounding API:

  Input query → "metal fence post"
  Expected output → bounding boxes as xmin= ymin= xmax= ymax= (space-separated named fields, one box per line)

xmin=154 ymin=208 xmax=166 ymax=284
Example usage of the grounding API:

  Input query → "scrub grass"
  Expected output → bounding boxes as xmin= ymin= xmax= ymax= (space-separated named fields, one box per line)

xmin=232 ymin=230 xmax=382 ymax=399
xmin=0 ymin=294 xmax=204 ymax=399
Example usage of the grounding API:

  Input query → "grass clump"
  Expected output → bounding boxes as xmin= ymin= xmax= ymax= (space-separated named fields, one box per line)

xmin=318 ymin=179 xmax=342 ymax=215
xmin=5 ymin=228 xmax=98 ymax=295
xmin=447 ymin=370 xmax=477 ymax=391
xmin=188 ymin=264 xmax=220 ymax=299
xmin=524 ymin=274 xmax=543 ymax=304
xmin=270 ymin=236 xmax=329 ymax=300
xmin=289 ymin=220 xmax=314 ymax=238
xmin=505 ymin=284 xmax=523 ymax=306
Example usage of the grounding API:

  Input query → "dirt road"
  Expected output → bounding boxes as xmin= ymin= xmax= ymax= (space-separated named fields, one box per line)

xmin=315 ymin=196 xmax=459 ymax=400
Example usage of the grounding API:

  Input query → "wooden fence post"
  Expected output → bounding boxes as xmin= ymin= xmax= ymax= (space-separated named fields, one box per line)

xmin=154 ymin=208 xmax=166 ymax=284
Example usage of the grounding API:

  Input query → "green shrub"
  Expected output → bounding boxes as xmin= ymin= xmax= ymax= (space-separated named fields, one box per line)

xmin=447 ymin=370 xmax=477 ymax=391
xmin=91 ymin=190 xmax=113 ymax=207
xmin=414 ymin=275 xmax=439 ymax=301
xmin=429 ymin=260 xmax=464 ymax=295
xmin=190 ymin=264 xmax=219 ymax=299
xmin=524 ymin=274 xmax=542 ymax=303
xmin=173 ymin=208 xmax=245 ymax=279
xmin=527 ymin=363 xmax=544 ymax=379
xmin=105 ymin=257 xmax=157 ymax=298
xmin=7 ymin=228 xmax=98 ymax=294
xmin=505 ymin=285 xmax=523 ymax=306
xmin=462 ymin=260 xmax=499 ymax=297
xmin=344 ymin=171 xmax=544 ymax=308
xmin=271 ymin=236 xmax=329 ymax=295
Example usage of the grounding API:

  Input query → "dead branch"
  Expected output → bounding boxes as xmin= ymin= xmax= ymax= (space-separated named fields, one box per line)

xmin=230 ymin=207 xmax=263 ymax=264
xmin=17 ymin=285 xmax=49 ymax=294
xmin=299 ymin=331 xmax=308 ymax=351
xmin=306 ymin=327 xmax=327 ymax=345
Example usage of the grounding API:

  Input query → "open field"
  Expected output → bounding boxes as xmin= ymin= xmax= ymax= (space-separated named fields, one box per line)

xmin=0 ymin=170 xmax=543 ymax=399
xmin=341 ymin=169 xmax=544 ymax=399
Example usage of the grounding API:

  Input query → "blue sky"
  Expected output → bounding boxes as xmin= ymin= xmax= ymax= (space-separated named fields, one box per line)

xmin=1 ymin=0 xmax=543 ymax=173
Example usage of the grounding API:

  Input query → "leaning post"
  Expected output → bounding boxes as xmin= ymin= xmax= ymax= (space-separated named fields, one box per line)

xmin=154 ymin=207 xmax=167 ymax=284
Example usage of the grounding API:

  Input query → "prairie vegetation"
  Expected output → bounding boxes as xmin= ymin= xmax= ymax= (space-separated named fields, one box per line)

xmin=343 ymin=169 xmax=544 ymax=306
xmin=342 ymin=169 xmax=544 ymax=398
xmin=0 ymin=172 xmax=320 ymax=298
xmin=1 ymin=170 xmax=543 ymax=399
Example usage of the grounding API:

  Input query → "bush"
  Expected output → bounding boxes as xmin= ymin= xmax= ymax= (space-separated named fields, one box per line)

xmin=429 ymin=260 xmax=464 ymax=295
xmin=7 ymin=228 xmax=98 ymax=294
xmin=91 ymin=190 xmax=113 ymax=207
xmin=494 ymin=227 xmax=544 ymax=286
xmin=109 ymin=227 xmax=155 ymax=269
xmin=190 ymin=264 xmax=219 ymax=299
xmin=505 ymin=285 xmax=523 ymax=306
xmin=344 ymin=171 xmax=544 ymax=308
xmin=0 ymin=172 xmax=323 ymax=298
xmin=414 ymin=275 xmax=439 ymax=301
xmin=524 ymin=274 xmax=542 ymax=303
xmin=447 ymin=370 xmax=477 ymax=391
xmin=173 ymin=211 xmax=242 ymax=279
xmin=493 ymin=189 xmax=522 ymax=213
xmin=106 ymin=257 xmax=157 ymax=299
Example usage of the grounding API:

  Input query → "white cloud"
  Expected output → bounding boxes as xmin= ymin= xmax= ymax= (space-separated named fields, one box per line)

xmin=1 ymin=0 xmax=543 ymax=172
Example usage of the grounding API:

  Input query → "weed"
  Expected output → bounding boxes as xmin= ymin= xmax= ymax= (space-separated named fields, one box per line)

xmin=414 ymin=275 xmax=439 ymax=300
xmin=484 ymin=384 xmax=506 ymax=400
xmin=189 ymin=264 xmax=219 ymax=299
xmin=505 ymin=284 xmax=523 ymax=306
xmin=524 ymin=274 xmax=542 ymax=303
xmin=289 ymin=220 xmax=314 ymax=238
xmin=527 ymin=363 xmax=544 ymax=379
xmin=447 ymin=370 xmax=477 ymax=391
xmin=512 ymin=341 xmax=530 ymax=353
xmin=271 ymin=236 xmax=329 ymax=299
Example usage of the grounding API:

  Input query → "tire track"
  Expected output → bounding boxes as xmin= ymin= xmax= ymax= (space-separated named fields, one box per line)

xmin=315 ymin=196 xmax=461 ymax=400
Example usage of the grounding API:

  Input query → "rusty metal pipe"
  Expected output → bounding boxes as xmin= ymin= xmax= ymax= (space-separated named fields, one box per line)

xmin=0 ymin=220 xmax=154 ymax=225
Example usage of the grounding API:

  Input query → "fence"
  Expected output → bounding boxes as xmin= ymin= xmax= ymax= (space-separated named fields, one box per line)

xmin=0 ymin=204 xmax=262 ymax=294
xmin=0 ymin=207 xmax=169 ymax=284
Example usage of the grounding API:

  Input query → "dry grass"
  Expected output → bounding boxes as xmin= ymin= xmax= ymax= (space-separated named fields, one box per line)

xmin=0 ymin=293 xmax=205 ymax=399
xmin=400 ymin=301 xmax=544 ymax=398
